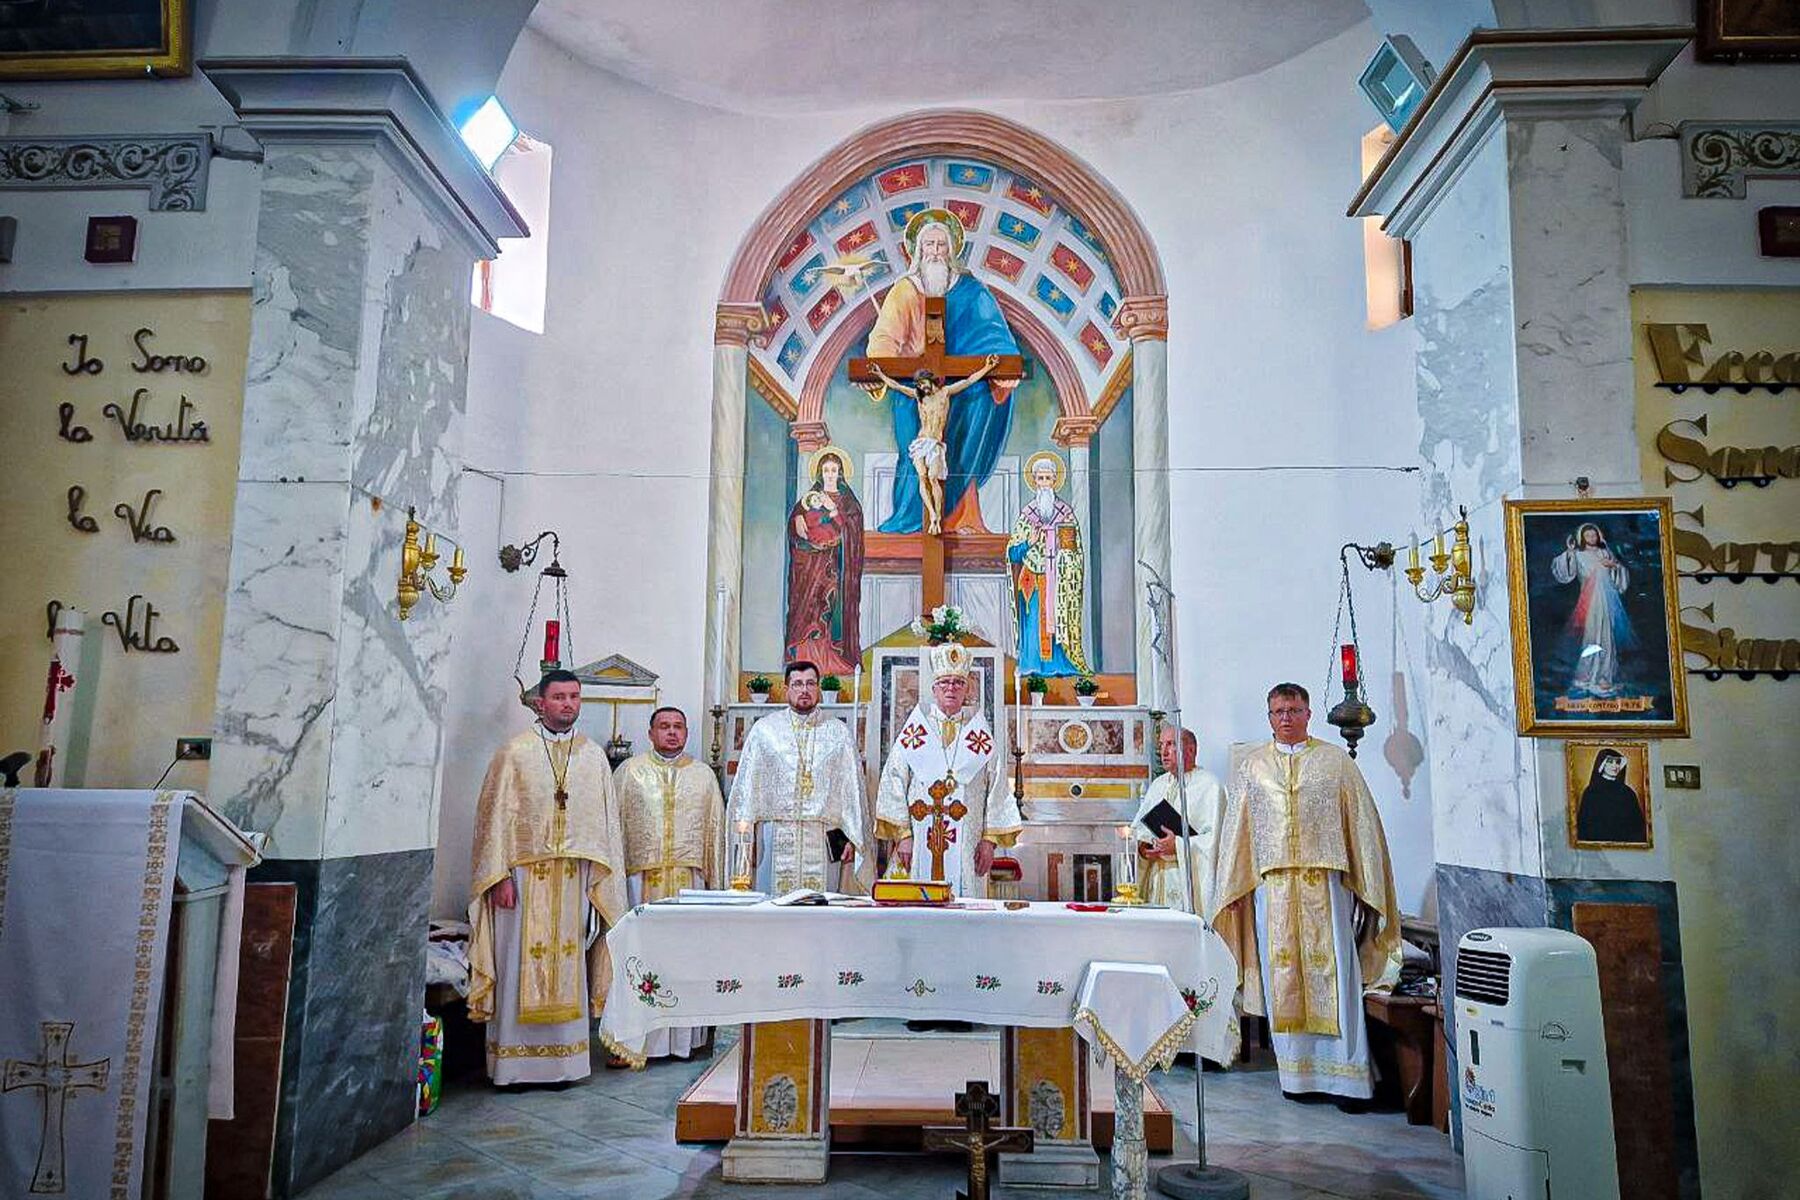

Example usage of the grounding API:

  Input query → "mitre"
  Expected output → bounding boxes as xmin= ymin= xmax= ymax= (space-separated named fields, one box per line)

xmin=927 ymin=642 xmax=972 ymax=681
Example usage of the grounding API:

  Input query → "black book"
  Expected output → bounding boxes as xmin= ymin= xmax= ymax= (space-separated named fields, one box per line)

xmin=826 ymin=827 xmax=851 ymax=860
xmin=1137 ymin=797 xmax=1197 ymax=839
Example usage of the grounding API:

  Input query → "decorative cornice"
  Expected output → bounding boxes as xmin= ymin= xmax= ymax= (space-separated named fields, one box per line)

xmin=1112 ymin=295 xmax=1168 ymax=342
xmin=1348 ymin=27 xmax=1691 ymax=239
xmin=715 ymin=302 xmax=769 ymax=348
xmin=720 ymin=108 xmax=1164 ymax=303
xmin=1051 ymin=415 xmax=1100 ymax=447
xmin=199 ymin=57 xmax=526 ymax=258
xmin=1680 ymin=124 xmax=1800 ymax=198
xmin=789 ymin=420 xmax=831 ymax=452
xmin=1092 ymin=349 xmax=1135 ymax=425
xmin=0 ymin=135 xmax=211 ymax=211
xmin=746 ymin=352 xmax=797 ymax=420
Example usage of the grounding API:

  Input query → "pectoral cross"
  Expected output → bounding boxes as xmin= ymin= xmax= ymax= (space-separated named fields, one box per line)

xmin=922 ymin=1079 xmax=1034 ymax=1200
xmin=909 ymin=776 xmax=968 ymax=883
xmin=3 ymin=1021 xmax=112 ymax=1195
xmin=847 ymin=296 xmax=1025 ymax=611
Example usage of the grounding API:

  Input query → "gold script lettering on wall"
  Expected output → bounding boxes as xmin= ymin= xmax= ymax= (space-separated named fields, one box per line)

xmin=0 ymin=293 xmax=250 ymax=788
xmin=1634 ymin=289 xmax=1800 ymax=685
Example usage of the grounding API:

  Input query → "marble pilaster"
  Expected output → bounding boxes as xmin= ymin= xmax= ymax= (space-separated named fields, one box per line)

xmin=1122 ymin=316 xmax=1170 ymax=706
xmin=705 ymin=324 xmax=754 ymax=707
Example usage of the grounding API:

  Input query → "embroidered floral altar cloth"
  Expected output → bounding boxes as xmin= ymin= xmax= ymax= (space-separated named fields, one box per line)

xmin=598 ymin=900 xmax=1234 ymax=1070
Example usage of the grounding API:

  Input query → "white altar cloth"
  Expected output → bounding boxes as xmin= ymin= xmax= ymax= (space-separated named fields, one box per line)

xmin=598 ymin=900 xmax=1234 ymax=1066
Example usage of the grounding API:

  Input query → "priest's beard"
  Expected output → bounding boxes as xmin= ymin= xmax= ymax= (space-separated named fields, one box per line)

xmin=915 ymin=260 xmax=955 ymax=297
xmin=1032 ymin=487 xmax=1058 ymax=520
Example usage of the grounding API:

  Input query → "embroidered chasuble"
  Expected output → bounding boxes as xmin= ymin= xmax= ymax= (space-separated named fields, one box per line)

xmin=615 ymin=751 xmax=725 ymax=1059
xmin=1211 ymin=739 xmax=1400 ymax=1097
xmin=728 ymin=710 xmax=872 ymax=894
xmin=468 ymin=726 xmax=627 ymax=1084
xmin=875 ymin=703 xmax=1022 ymax=896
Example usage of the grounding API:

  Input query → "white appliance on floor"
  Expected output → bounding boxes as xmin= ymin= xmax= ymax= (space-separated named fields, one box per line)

xmin=1454 ymin=927 xmax=1619 ymax=1200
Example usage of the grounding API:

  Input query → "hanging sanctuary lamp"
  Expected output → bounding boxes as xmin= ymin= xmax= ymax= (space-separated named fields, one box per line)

xmin=499 ymin=529 xmax=575 ymax=708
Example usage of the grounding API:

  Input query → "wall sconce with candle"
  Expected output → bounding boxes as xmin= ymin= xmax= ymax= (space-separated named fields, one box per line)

xmin=396 ymin=507 xmax=465 ymax=620
xmin=1405 ymin=506 xmax=1477 ymax=624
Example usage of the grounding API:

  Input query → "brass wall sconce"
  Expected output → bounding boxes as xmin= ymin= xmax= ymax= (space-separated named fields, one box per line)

xmin=397 ymin=507 xmax=466 ymax=620
xmin=1405 ymin=506 xmax=1477 ymax=624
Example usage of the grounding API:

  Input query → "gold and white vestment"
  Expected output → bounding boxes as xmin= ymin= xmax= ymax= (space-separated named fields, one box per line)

xmin=728 ymin=708 xmax=872 ymax=894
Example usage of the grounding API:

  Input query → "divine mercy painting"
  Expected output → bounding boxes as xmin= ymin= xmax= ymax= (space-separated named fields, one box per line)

xmin=1505 ymin=497 xmax=1689 ymax=737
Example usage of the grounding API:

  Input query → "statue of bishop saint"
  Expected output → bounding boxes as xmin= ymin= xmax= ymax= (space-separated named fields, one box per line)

xmin=1210 ymin=683 xmax=1402 ymax=1101
xmin=468 ymin=670 xmax=628 ymax=1085
xmin=614 ymin=705 xmax=725 ymax=1059
xmin=728 ymin=661 xmax=873 ymax=894
xmin=877 ymin=642 xmax=1023 ymax=896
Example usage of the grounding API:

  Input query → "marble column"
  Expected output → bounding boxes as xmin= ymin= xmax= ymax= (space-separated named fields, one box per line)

xmin=200 ymin=61 xmax=523 ymax=1197
xmin=1117 ymin=297 xmax=1169 ymax=705
xmin=1350 ymin=31 xmax=1699 ymax=1190
xmin=706 ymin=305 xmax=764 ymax=711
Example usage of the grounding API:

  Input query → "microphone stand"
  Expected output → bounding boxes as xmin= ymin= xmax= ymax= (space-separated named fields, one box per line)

xmin=1141 ymin=561 xmax=1248 ymax=1200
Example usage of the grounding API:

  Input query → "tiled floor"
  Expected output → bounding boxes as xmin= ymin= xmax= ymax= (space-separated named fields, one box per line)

xmin=297 ymin=1028 xmax=1464 ymax=1199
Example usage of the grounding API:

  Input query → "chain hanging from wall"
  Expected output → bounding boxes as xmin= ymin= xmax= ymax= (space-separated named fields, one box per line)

xmin=501 ymin=529 xmax=575 ymax=708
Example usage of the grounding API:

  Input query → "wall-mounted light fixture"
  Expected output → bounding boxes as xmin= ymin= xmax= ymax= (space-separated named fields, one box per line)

xmin=396 ymin=507 xmax=465 ymax=620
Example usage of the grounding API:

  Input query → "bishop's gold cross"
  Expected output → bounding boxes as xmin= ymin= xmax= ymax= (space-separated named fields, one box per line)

xmin=909 ymin=776 xmax=968 ymax=882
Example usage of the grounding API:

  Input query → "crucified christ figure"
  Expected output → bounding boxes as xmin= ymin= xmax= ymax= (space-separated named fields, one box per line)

xmin=870 ymin=353 xmax=1001 ymax=535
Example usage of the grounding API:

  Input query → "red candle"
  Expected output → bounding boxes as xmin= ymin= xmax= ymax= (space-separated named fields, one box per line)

xmin=543 ymin=619 xmax=561 ymax=666
xmin=1339 ymin=643 xmax=1359 ymax=690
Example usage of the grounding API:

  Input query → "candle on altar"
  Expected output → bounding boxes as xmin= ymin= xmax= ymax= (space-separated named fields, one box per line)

xmin=1013 ymin=667 xmax=1025 ymax=752
xmin=542 ymin=619 xmax=561 ymax=667
xmin=711 ymin=584 xmax=728 ymax=708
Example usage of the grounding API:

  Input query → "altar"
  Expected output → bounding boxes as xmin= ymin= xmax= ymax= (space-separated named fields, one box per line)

xmin=599 ymin=899 xmax=1234 ymax=1196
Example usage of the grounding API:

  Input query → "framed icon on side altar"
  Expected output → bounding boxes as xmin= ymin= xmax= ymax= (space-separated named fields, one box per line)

xmin=1504 ymin=497 xmax=1689 ymax=738
xmin=0 ymin=0 xmax=190 ymax=79
xmin=1564 ymin=741 xmax=1653 ymax=851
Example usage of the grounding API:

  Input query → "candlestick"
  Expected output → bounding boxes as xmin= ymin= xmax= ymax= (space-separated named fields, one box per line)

xmin=730 ymin=819 xmax=754 ymax=891
xmin=711 ymin=583 xmax=728 ymax=709
xmin=1112 ymin=823 xmax=1142 ymax=905
xmin=1409 ymin=532 xmax=1420 ymax=570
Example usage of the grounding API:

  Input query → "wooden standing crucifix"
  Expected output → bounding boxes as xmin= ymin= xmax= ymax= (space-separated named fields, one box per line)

xmin=923 ymin=1079 xmax=1034 ymax=1200
xmin=2 ymin=1021 xmax=112 ymax=1194
xmin=909 ymin=778 xmax=968 ymax=883
xmin=848 ymin=296 xmax=1025 ymax=611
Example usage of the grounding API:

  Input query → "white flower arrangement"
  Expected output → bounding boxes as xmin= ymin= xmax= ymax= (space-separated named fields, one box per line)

xmin=914 ymin=605 xmax=969 ymax=643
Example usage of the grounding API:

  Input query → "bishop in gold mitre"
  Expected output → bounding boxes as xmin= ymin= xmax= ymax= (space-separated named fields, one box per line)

xmin=876 ymin=641 xmax=1022 ymax=896
xmin=1210 ymin=682 xmax=1401 ymax=1102
xmin=468 ymin=670 xmax=628 ymax=1085
xmin=614 ymin=704 xmax=725 ymax=1060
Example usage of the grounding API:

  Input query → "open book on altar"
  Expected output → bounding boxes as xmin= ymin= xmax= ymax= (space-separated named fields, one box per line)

xmin=769 ymin=888 xmax=861 ymax=906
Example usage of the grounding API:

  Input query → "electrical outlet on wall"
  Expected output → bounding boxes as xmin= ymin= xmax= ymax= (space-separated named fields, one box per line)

xmin=175 ymin=737 xmax=212 ymax=761
xmin=1663 ymin=764 xmax=1701 ymax=790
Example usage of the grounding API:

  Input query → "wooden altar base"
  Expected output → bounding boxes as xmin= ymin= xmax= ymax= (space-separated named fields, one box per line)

xmin=675 ymin=1033 xmax=1172 ymax=1152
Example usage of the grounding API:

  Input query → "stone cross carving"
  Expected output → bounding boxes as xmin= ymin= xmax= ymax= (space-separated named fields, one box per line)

xmin=3 ymin=1021 xmax=112 ymax=1194
xmin=923 ymin=1078 xmax=1034 ymax=1200
xmin=848 ymin=296 xmax=1025 ymax=609
xmin=910 ymin=776 xmax=968 ymax=883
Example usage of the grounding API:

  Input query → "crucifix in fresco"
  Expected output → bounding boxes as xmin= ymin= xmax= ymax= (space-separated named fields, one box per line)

xmin=848 ymin=209 xmax=1024 ymax=608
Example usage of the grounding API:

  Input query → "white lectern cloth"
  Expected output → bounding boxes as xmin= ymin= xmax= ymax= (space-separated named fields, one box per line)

xmin=0 ymin=789 xmax=184 ymax=1200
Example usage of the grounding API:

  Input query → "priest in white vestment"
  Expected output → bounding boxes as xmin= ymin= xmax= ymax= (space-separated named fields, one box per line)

xmin=728 ymin=660 xmax=872 ymax=894
xmin=1134 ymin=724 xmax=1239 ymax=1065
xmin=615 ymin=705 xmax=725 ymax=1060
xmin=468 ymin=671 xmax=628 ymax=1085
xmin=1210 ymin=683 xmax=1401 ymax=1103
xmin=876 ymin=642 xmax=1022 ymax=895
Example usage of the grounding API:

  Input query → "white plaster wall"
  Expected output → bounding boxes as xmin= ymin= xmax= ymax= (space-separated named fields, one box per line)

xmin=441 ymin=23 xmax=1436 ymax=916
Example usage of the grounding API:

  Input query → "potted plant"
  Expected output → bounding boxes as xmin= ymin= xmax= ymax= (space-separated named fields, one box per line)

xmin=1025 ymin=674 xmax=1049 ymax=706
xmin=747 ymin=674 xmax=774 ymax=704
xmin=1074 ymin=675 xmax=1100 ymax=706
xmin=819 ymin=674 xmax=843 ymax=704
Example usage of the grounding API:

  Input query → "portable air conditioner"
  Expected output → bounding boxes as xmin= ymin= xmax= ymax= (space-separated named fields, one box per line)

xmin=1454 ymin=927 xmax=1618 ymax=1200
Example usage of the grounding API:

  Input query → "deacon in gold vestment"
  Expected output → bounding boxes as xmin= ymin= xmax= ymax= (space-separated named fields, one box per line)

xmin=615 ymin=706 xmax=725 ymax=1059
xmin=468 ymin=672 xmax=628 ymax=1085
xmin=1211 ymin=683 xmax=1401 ymax=1101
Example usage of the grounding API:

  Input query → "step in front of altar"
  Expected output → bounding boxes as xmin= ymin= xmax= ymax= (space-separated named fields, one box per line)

xmin=674 ymin=1026 xmax=1172 ymax=1151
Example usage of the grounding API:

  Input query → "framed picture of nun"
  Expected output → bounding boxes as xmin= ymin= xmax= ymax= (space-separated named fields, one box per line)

xmin=1564 ymin=742 xmax=1653 ymax=850
xmin=1504 ymin=497 xmax=1689 ymax=737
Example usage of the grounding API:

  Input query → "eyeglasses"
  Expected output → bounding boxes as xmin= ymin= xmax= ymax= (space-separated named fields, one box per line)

xmin=1267 ymin=708 xmax=1309 ymax=718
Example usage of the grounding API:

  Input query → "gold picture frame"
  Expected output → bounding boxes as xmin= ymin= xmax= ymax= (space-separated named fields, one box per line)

xmin=1504 ymin=497 xmax=1689 ymax=737
xmin=1564 ymin=741 xmax=1653 ymax=850
xmin=0 ymin=0 xmax=189 ymax=80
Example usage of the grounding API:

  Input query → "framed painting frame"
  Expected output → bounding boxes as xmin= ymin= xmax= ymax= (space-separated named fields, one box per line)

xmin=1564 ymin=740 xmax=1654 ymax=851
xmin=1697 ymin=0 xmax=1800 ymax=63
xmin=1504 ymin=496 xmax=1689 ymax=738
xmin=0 ymin=0 xmax=190 ymax=80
